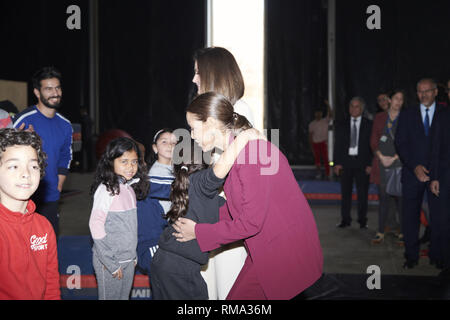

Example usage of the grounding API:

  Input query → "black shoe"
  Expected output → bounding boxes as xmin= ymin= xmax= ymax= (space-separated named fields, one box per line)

xmin=336 ymin=222 xmax=350 ymax=228
xmin=360 ymin=224 xmax=368 ymax=229
xmin=403 ymin=260 xmax=418 ymax=269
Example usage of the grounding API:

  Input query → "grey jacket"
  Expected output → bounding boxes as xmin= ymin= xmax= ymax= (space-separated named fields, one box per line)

xmin=89 ymin=181 xmax=138 ymax=273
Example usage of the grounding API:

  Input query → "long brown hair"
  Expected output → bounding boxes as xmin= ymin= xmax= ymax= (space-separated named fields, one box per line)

xmin=166 ymin=139 xmax=208 ymax=223
xmin=187 ymin=92 xmax=252 ymax=137
xmin=193 ymin=47 xmax=244 ymax=105
xmin=90 ymin=137 xmax=149 ymax=200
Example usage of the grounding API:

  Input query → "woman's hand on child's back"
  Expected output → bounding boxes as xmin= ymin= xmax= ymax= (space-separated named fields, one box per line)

xmin=173 ymin=218 xmax=197 ymax=242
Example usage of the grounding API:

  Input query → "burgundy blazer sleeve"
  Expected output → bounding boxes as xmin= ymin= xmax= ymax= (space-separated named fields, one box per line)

xmin=195 ymin=161 xmax=270 ymax=252
xmin=218 ymin=200 xmax=232 ymax=222
xmin=370 ymin=112 xmax=387 ymax=154
xmin=370 ymin=112 xmax=387 ymax=184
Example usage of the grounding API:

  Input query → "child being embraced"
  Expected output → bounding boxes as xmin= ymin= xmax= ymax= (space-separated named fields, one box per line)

xmin=89 ymin=137 xmax=149 ymax=300
xmin=0 ymin=128 xmax=60 ymax=300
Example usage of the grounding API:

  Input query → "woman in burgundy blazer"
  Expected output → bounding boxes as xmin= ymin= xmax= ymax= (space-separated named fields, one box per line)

xmin=370 ymin=90 xmax=404 ymax=244
xmin=173 ymin=92 xmax=323 ymax=300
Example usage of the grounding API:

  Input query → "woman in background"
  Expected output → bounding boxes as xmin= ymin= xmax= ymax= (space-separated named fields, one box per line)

xmin=370 ymin=89 xmax=405 ymax=245
xmin=192 ymin=46 xmax=255 ymax=126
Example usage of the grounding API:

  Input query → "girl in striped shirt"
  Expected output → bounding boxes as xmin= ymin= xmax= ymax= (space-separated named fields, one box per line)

xmin=136 ymin=129 xmax=177 ymax=276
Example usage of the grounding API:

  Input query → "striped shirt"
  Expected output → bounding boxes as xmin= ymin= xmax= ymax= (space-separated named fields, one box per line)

xmin=148 ymin=161 xmax=174 ymax=214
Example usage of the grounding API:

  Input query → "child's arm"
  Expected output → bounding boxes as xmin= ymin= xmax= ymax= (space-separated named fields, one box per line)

xmin=213 ymin=128 xmax=267 ymax=179
xmin=192 ymin=128 xmax=265 ymax=199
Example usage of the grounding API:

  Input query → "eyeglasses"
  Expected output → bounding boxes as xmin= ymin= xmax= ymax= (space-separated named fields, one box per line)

xmin=417 ymin=88 xmax=437 ymax=94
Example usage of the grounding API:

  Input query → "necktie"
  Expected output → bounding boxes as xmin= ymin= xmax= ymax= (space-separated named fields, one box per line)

xmin=350 ymin=118 xmax=357 ymax=148
xmin=424 ymin=108 xmax=430 ymax=136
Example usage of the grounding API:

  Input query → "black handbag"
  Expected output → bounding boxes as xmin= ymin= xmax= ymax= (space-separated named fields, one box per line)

xmin=385 ymin=167 xmax=402 ymax=197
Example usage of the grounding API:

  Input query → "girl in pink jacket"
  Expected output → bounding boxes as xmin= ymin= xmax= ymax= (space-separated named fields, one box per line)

xmin=89 ymin=137 xmax=149 ymax=300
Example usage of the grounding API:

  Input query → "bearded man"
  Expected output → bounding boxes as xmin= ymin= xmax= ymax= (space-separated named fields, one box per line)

xmin=13 ymin=66 xmax=73 ymax=237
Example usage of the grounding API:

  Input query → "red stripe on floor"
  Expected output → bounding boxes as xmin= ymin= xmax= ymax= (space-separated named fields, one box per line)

xmin=60 ymin=274 xmax=150 ymax=288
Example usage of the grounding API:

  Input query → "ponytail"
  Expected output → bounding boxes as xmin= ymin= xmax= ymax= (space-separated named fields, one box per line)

xmin=229 ymin=112 xmax=252 ymax=136
xmin=187 ymin=92 xmax=253 ymax=137
xmin=166 ymin=165 xmax=190 ymax=223
xmin=165 ymin=141 xmax=208 ymax=223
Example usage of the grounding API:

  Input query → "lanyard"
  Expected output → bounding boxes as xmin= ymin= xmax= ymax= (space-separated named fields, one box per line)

xmin=384 ymin=114 xmax=398 ymax=138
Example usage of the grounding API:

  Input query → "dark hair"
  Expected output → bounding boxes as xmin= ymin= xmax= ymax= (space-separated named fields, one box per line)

xmin=388 ymin=89 xmax=406 ymax=106
xmin=193 ymin=47 xmax=244 ymax=105
xmin=187 ymin=92 xmax=252 ymax=136
xmin=0 ymin=128 xmax=47 ymax=178
xmin=32 ymin=66 xmax=62 ymax=91
xmin=146 ymin=128 xmax=174 ymax=166
xmin=90 ymin=137 xmax=149 ymax=200
xmin=165 ymin=139 xmax=208 ymax=223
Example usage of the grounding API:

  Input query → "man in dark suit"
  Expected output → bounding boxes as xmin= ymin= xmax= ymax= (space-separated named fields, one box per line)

xmin=430 ymin=107 xmax=450 ymax=276
xmin=333 ymin=97 xmax=373 ymax=229
xmin=395 ymin=78 xmax=444 ymax=269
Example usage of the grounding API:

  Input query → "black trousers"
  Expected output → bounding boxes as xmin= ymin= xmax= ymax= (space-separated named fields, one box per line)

xmin=150 ymin=250 xmax=208 ymax=300
xmin=401 ymin=177 xmax=439 ymax=263
xmin=340 ymin=166 xmax=370 ymax=226
xmin=377 ymin=168 xmax=403 ymax=234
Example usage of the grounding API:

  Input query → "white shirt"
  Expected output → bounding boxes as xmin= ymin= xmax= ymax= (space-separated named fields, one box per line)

xmin=420 ymin=101 xmax=436 ymax=127
xmin=233 ymin=99 xmax=255 ymax=127
xmin=348 ymin=116 xmax=362 ymax=156
xmin=309 ymin=117 xmax=330 ymax=143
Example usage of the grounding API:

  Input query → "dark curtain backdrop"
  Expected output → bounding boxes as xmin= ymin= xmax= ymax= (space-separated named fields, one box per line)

xmin=266 ymin=0 xmax=328 ymax=165
xmin=0 ymin=0 xmax=89 ymax=123
xmin=266 ymin=0 xmax=450 ymax=165
xmin=98 ymin=0 xmax=205 ymax=150
xmin=3 ymin=1 xmax=448 ymax=166
xmin=0 ymin=0 xmax=205 ymax=152
xmin=335 ymin=0 xmax=450 ymax=123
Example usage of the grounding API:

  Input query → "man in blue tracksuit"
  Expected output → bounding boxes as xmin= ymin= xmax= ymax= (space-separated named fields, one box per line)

xmin=13 ymin=67 xmax=73 ymax=237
